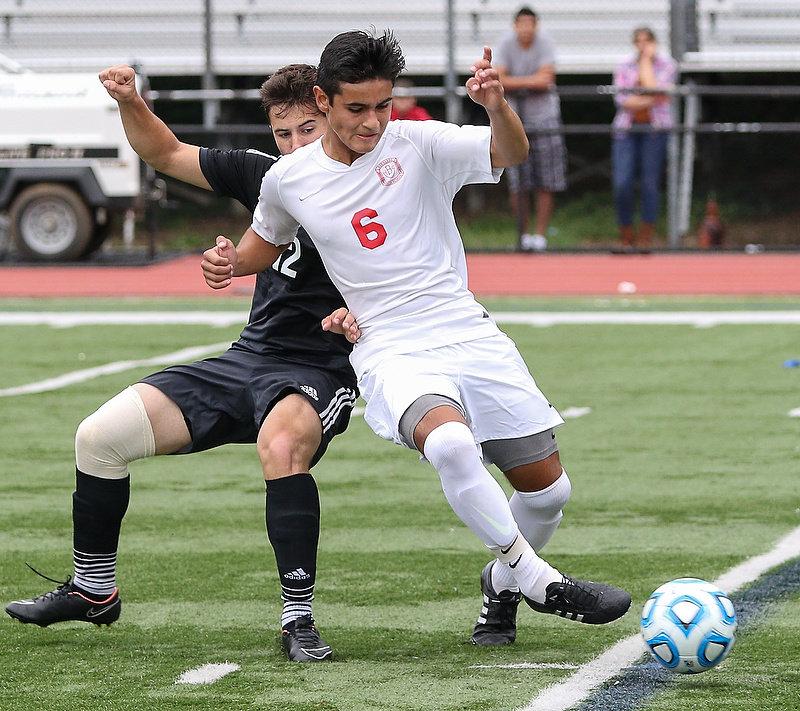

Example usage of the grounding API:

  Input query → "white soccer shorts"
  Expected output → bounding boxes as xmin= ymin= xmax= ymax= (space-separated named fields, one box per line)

xmin=358 ymin=332 xmax=565 ymax=447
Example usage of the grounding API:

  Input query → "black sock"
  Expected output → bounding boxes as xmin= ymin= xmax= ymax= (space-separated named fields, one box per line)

xmin=265 ymin=473 xmax=320 ymax=627
xmin=71 ymin=469 xmax=130 ymax=597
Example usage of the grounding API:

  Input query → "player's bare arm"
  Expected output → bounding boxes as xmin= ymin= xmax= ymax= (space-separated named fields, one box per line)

xmin=321 ymin=307 xmax=361 ymax=344
xmin=467 ymin=47 xmax=529 ymax=168
xmin=496 ymin=63 xmax=555 ymax=92
xmin=99 ymin=64 xmax=210 ymax=189
xmin=202 ymin=228 xmax=286 ymax=289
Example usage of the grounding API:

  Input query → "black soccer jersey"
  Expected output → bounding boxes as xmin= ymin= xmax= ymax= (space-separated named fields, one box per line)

xmin=199 ymin=147 xmax=353 ymax=374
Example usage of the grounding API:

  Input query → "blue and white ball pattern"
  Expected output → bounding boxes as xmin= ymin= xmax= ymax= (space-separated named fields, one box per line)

xmin=641 ymin=578 xmax=737 ymax=674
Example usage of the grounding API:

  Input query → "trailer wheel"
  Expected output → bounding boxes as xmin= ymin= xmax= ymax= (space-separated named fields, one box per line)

xmin=10 ymin=183 xmax=93 ymax=261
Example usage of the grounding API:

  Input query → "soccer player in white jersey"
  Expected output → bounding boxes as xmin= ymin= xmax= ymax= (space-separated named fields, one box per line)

xmin=203 ymin=30 xmax=631 ymax=643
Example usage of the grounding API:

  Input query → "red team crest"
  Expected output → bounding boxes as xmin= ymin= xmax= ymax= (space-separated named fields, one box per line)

xmin=375 ymin=157 xmax=404 ymax=186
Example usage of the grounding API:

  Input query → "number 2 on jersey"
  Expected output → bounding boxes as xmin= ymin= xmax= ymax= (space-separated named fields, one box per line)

xmin=351 ymin=208 xmax=387 ymax=249
xmin=272 ymin=236 xmax=301 ymax=278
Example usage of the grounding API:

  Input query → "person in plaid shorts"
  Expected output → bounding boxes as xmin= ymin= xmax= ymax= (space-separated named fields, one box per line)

xmin=496 ymin=6 xmax=567 ymax=251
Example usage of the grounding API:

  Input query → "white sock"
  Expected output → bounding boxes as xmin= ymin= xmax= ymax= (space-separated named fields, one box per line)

xmin=492 ymin=470 xmax=571 ymax=593
xmin=510 ymin=469 xmax=571 ymax=551
xmin=423 ymin=422 xmax=519 ymax=548
xmin=492 ymin=535 xmax=561 ymax=603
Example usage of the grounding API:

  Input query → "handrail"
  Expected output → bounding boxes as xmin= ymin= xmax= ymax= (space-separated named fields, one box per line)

xmin=147 ymin=83 xmax=800 ymax=101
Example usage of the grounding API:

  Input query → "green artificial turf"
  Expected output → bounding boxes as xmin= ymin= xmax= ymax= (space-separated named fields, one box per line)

xmin=0 ymin=298 xmax=798 ymax=710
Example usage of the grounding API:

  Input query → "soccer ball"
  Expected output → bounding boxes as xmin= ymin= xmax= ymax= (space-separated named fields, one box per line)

xmin=640 ymin=578 xmax=737 ymax=674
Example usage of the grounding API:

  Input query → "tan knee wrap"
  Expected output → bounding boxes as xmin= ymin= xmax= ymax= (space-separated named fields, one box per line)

xmin=75 ymin=386 xmax=156 ymax=479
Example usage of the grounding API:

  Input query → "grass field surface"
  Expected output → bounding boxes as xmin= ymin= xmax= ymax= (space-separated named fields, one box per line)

xmin=1 ymin=297 xmax=798 ymax=711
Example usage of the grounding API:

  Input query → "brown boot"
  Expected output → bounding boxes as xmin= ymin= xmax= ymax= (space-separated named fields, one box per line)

xmin=619 ymin=225 xmax=635 ymax=250
xmin=638 ymin=222 xmax=655 ymax=250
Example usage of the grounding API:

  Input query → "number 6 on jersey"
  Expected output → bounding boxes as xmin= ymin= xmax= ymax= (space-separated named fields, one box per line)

xmin=351 ymin=208 xmax=387 ymax=249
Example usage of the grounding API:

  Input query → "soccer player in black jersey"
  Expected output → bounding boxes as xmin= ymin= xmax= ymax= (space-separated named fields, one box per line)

xmin=5 ymin=64 xmax=357 ymax=662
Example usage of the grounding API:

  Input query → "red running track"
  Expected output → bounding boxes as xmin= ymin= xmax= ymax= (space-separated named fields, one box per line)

xmin=0 ymin=252 xmax=798 ymax=298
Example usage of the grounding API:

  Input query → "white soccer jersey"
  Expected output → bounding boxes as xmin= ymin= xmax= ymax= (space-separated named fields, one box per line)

xmin=251 ymin=119 xmax=503 ymax=375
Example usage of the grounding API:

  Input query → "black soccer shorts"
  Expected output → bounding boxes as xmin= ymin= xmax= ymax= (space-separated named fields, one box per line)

xmin=139 ymin=345 xmax=357 ymax=467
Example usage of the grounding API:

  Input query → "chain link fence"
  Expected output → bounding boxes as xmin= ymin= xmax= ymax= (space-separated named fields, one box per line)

xmin=0 ymin=0 xmax=798 ymax=255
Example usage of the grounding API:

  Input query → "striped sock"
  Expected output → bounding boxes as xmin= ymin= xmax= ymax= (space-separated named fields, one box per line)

xmin=265 ymin=474 xmax=320 ymax=629
xmin=280 ymin=577 xmax=314 ymax=627
xmin=71 ymin=470 xmax=128 ymax=597
xmin=72 ymin=549 xmax=117 ymax=597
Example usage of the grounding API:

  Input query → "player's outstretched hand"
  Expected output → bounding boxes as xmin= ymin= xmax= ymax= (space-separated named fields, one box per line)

xmin=99 ymin=65 xmax=139 ymax=103
xmin=321 ymin=307 xmax=361 ymax=344
xmin=202 ymin=236 xmax=237 ymax=290
xmin=466 ymin=47 xmax=505 ymax=111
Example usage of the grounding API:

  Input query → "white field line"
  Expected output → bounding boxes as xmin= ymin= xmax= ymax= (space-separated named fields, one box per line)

xmin=175 ymin=662 xmax=240 ymax=685
xmin=2 ymin=311 xmax=800 ymax=329
xmin=789 ymin=407 xmax=800 ymax=418
xmin=518 ymin=524 xmax=800 ymax=711
xmin=348 ymin=406 xmax=587 ymax=422
xmin=0 ymin=342 xmax=230 ymax=397
xmin=492 ymin=311 xmax=800 ymax=327
xmin=0 ymin=312 xmax=247 ymax=328
xmin=471 ymin=663 xmax=580 ymax=671
xmin=562 ymin=406 xmax=592 ymax=419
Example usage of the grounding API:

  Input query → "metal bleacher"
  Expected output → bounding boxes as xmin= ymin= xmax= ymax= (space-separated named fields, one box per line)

xmin=689 ymin=0 xmax=800 ymax=71
xmin=0 ymin=0 xmax=797 ymax=77
xmin=0 ymin=0 xmax=664 ymax=76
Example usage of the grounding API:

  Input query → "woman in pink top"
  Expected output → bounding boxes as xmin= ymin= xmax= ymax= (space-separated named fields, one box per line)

xmin=612 ymin=27 xmax=677 ymax=249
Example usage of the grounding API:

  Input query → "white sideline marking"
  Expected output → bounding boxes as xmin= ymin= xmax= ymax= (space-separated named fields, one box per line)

xmin=0 ymin=312 xmax=247 ymax=328
xmin=492 ymin=311 xmax=800 ymax=327
xmin=175 ymin=662 xmax=240 ymax=685
xmin=2 ymin=311 xmax=800 ymax=329
xmin=789 ymin=407 xmax=800 ymax=418
xmin=471 ymin=663 xmax=580 ymax=671
xmin=0 ymin=342 xmax=229 ymax=397
xmin=518 ymin=525 xmax=800 ymax=711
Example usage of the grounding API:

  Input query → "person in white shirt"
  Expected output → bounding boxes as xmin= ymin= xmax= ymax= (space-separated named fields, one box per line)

xmin=202 ymin=30 xmax=631 ymax=645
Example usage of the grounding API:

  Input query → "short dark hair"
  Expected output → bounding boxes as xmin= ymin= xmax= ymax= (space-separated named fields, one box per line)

xmin=515 ymin=6 xmax=538 ymax=21
xmin=316 ymin=30 xmax=406 ymax=99
xmin=633 ymin=26 xmax=656 ymax=42
xmin=259 ymin=64 xmax=320 ymax=123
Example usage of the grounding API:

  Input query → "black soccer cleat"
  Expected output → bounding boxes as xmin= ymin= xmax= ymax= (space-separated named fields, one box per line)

xmin=6 ymin=578 xmax=121 ymax=628
xmin=524 ymin=575 xmax=631 ymax=625
xmin=471 ymin=561 xmax=522 ymax=646
xmin=281 ymin=615 xmax=333 ymax=662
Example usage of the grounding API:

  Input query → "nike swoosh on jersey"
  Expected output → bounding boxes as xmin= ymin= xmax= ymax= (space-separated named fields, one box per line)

xmin=299 ymin=187 xmax=324 ymax=202
xmin=471 ymin=505 xmax=517 ymax=541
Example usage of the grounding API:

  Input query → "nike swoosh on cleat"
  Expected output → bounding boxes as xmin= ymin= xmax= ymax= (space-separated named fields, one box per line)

xmin=86 ymin=600 xmax=120 ymax=618
xmin=508 ymin=555 xmax=523 ymax=569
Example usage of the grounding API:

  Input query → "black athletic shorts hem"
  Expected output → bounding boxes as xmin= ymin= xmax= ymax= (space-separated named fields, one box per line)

xmin=139 ymin=347 xmax=357 ymax=468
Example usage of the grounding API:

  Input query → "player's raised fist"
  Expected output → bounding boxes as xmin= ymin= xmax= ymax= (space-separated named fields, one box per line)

xmin=99 ymin=65 xmax=138 ymax=103
xmin=201 ymin=235 xmax=236 ymax=289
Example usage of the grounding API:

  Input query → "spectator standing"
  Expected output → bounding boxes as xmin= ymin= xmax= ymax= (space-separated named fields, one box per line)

xmin=391 ymin=78 xmax=433 ymax=121
xmin=496 ymin=6 xmax=567 ymax=251
xmin=612 ymin=27 xmax=677 ymax=249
